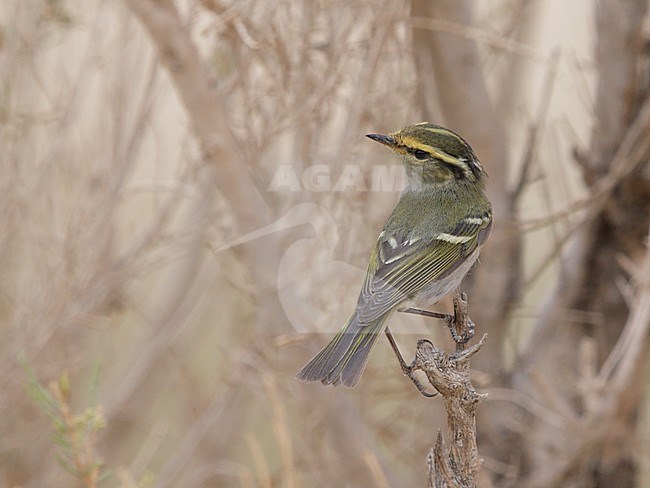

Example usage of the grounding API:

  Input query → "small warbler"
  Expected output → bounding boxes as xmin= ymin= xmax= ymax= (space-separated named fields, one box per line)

xmin=296 ymin=123 xmax=493 ymax=388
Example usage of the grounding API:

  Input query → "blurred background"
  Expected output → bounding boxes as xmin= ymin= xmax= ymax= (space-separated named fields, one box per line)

xmin=2 ymin=0 xmax=650 ymax=486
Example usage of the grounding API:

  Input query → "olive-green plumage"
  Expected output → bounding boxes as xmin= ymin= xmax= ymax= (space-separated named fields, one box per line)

xmin=296 ymin=123 xmax=492 ymax=387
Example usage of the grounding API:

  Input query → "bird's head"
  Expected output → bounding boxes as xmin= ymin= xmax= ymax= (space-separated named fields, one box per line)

xmin=367 ymin=122 xmax=485 ymax=188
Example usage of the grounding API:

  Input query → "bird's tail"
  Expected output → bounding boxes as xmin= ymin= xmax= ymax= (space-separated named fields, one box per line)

xmin=296 ymin=313 xmax=390 ymax=387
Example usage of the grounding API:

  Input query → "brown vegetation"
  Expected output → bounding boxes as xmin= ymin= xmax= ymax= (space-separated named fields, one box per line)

xmin=1 ymin=0 xmax=649 ymax=486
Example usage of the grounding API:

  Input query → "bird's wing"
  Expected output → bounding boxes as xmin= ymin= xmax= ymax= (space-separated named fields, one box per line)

xmin=355 ymin=212 xmax=492 ymax=325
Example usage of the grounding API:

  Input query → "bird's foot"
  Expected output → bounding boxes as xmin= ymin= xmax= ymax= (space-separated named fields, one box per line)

xmin=384 ymin=327 xmax=437 ymax=398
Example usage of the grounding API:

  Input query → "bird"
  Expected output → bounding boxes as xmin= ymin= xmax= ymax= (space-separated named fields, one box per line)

xmin=296 ymin=122 xmax=493 ymax=388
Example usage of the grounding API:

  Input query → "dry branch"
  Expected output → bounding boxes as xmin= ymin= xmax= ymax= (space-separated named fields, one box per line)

xmin=400 ymin=293 xmax=487 ymax=487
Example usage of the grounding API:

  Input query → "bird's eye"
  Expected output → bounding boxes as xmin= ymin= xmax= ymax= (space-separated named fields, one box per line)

xmin=413 ymin=149 xmax=428 ymax=160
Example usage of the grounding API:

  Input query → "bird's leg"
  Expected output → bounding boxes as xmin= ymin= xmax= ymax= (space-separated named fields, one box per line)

xmin=398 ymin=292 xmax=475 ymax=345
xmin=398 ymin=307 xmax=450 ymax=321
xmin=384 ymin=327 xmax=437 ymax=398
xmin=384 ymin=326 xmax=411 ymax=375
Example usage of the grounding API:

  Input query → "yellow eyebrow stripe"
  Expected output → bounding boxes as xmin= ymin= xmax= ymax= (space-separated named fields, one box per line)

xmin=398 ymin=135 xmax=460 ymax=165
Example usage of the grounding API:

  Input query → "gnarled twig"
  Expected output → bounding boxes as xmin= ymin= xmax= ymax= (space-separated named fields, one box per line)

xmin=397 ymin=292 xmax=487 ymax=487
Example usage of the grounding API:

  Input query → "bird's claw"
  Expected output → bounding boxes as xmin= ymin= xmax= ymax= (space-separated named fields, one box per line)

xmin=446 ymin=316 xmax=475 ymax=344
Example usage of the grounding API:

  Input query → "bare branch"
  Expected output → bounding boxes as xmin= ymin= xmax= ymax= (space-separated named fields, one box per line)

xmin=402 ymin=293 xmax=487 ymax=487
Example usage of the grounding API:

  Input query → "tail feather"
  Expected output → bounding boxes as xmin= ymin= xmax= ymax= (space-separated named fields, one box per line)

xmin=337 ymin=331 xmax=380 ymax=387
xmin=296 ymin=313 xmax=389 ymax=387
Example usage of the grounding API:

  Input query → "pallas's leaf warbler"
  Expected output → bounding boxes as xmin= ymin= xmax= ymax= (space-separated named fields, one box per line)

xmin=296 ymin=123 xmax=492 ymax=388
